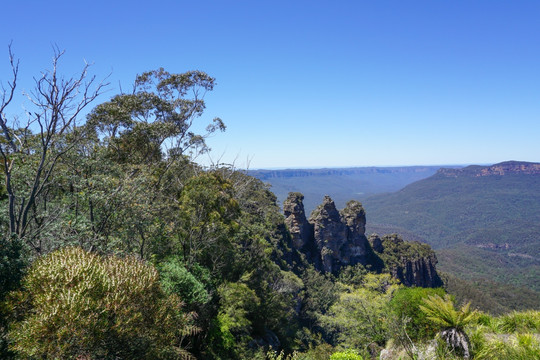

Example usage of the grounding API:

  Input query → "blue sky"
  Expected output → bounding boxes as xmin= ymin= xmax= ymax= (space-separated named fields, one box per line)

xmin=1 ymin=0 xmax=539 ymax=169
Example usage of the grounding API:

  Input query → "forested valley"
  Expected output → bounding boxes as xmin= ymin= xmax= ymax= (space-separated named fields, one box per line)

xmin=0 ymin=51 xmax=538 ymax=359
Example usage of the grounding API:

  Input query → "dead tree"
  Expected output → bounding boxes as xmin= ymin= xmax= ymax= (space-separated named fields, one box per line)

xmin=0 ymin=45 xmax=107 ymax=252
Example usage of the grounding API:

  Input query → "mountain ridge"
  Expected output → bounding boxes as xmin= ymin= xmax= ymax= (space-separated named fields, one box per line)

xmin=437 ymin=160 xmax=540 ymax=177
xmin=249 ymin=165 xmax=445 ymax=213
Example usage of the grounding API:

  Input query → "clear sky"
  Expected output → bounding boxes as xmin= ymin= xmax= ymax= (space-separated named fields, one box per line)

xmin=1 ymin=0 xmax=539 ymax=169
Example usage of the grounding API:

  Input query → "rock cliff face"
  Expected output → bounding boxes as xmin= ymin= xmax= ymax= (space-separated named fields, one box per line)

xmin=370 ymin=234 xmax=443 ymax=288
xmin=283 ymin=192 xmax=312 ymax=250
xmin=437 ymin=161 xmax=540 ymax=177
xmin=309 ymin=196 xmax=349 ymax=273
xmin=283 ymin=193 xmax=442 ymax=288
xmin=284 ymin=194 xmax=370 ymax=274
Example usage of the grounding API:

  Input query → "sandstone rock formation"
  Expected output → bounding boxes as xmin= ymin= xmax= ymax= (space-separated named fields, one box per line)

xmin=437 ymin=161 xmax=540 ymax=177
xmin=372 ymin=234 xmax=443 ymax=288
xmin=309 ymin=196 xmax=349 ymax=273
xmin=283 ymin=193 xmax=443 ymax=288
xmin=283 ymin=192 xmax=312 ymax=250
xmin=368 ymin=234 xmax=384 ymax=253
xmin=340 ymin=200 xmax=370 ymax=267
xmin=284 ymin=194 xmax=370 ymax=274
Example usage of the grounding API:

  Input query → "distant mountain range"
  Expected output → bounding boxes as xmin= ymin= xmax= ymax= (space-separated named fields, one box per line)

xmin=249 ymin=166 xmax=444 ymax=213
xmin=363 ymin=161 xmax=540 ymax=293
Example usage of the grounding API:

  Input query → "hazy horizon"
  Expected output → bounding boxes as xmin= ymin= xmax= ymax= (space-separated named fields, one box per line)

xmin=247 ymin=160 xmax=533 ymax=171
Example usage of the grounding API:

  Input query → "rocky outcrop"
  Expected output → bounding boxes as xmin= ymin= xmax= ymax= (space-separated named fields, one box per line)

xmin=373 ymin=234 xmax=443 ymax=288
xmin=282 ymin=193 xmax=443 ymax=288
xmin=368 ymin=234 xmax=383 ymax=253
xmin=284 ymin=194 xmax=371 ymax=275
xmin=309 ymin=196 xmax=349 ymax=273
xmin=339 ymin=200 xmax=370 ymax=268
xmin=391 ymin=257 xmax=442 ymax=288
xmin=283 ymin=192 xmax=312 ymax=250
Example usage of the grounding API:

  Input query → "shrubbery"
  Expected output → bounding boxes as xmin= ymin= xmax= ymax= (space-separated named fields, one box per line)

xmin=389 ymin=286 xmax=446 ymax=341
xmin=6 ymin=247 xmax=197 ymax=359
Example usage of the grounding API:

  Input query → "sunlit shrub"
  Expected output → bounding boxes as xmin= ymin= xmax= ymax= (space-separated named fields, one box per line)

xmin=7 ymin=247 xmax=197 ymax=359
xmin=330 ymin=349 xmax=364 ymax=359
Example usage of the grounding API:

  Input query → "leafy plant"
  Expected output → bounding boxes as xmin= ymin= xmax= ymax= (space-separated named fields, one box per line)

xmin=320 ymin=274 xmax=399 ymax=350
xmin=7 ymin=247 xmax=197 ymax=359
xmin=330 ymin=349 xmax=364 ymax=359
xmin=419 ymin=294 xmax=477 ymax=359
xmin=390 ymin=286 xmax=446 ymax=341
xmin=158 ymin=257 xmax=210 ymax=307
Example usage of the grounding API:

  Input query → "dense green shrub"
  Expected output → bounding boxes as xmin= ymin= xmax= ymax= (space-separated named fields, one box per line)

xmin=320 ymin=274 xmax=399 ymax=349
xmin=389 ymin=286 xmax=446 ymax=341
xmin=159 ymin=257 xmax=210 ymax=307
xmin=7 ymin=247 xmax=197 ymax=359
xmin=330 ymin=349 xmax=364 ymax=359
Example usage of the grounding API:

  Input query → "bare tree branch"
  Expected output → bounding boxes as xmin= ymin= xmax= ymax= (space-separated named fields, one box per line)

xmin=0 ymin=45 xmax=109 ymax=246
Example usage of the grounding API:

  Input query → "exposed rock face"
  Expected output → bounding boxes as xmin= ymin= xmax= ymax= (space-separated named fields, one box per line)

xmin=437 ymin=161 xmax=540 ymax=177
xmin=284 ymin=194 xmax=371 ymax=274
xmin=368 ymin=234 xmax=384 ymax=253
xmin=309 ymin=196 xmax=349 ymax=273
xmin=282 ymin=193 xmax=443 ymax=288
xmin=283 ymin=192 xmax=312 ymax=250
xmin=377 ymin=234 xmax=443 ymax=288
xmin=391 ymin=257 xmax=442 ymax=288
xmin=339 ymin=200 xmax=370 ymax=267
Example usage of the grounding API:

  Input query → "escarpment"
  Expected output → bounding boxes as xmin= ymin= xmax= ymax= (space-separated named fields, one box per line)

xmin=370 ymin=234 xmax=443 ymax=288
xmin=283 ymin=192 xmax=442 ymax=288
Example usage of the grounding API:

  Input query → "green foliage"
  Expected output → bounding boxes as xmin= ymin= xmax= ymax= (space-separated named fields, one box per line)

xmin=484 ymin=310 xmax=540 ymax=334
xmin=176 ymin=172 xmax=241 ymax=274
xmin=378 ymin=234 xmax=436 ymax=266
xmin=300 ymin=267 xmax=339 ymax=329
xmin=0 ymin=236 xmax=27 ymax=302
xmin=419 ymin=294 xmax=477 ymax=359
xmin=419 ymin=294 xmax=477 ymax=331
xmin=320 ymin=274 xmax=399 ymax=349
xmin=218 ymin=281 xmax=260 ymax=335
xmin=87 ymin=67 xmax=225 ymax=163
xmin=158 ymin=257 xmax=210 ymax=307
xmin=338 ymin=264 xmax=368 ymax=287
xmin=472 ymin=332 xmax=540 ymax=360
xmin=283 ymin=343 xmax=335 ymax=360
xmin=7 ymin=247 xmax=197 ymax=359
xmin=330 ymin=349 xmax=363 ymax=360
xmin=389 ymin=287 xmax=446 ymax=341
xmin=494 ymin=310 xmax=540 ymax=333
xmin=206 ymin=313 xmax=238 ymax=357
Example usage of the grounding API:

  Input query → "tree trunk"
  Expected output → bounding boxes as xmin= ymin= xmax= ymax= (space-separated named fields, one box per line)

xmin=440 ymin=328 xmax=470 ymax=359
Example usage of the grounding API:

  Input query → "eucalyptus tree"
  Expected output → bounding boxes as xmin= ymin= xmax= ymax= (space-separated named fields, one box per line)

xmin=0 ymin=45 xmax=107 ymax=251
xmin=86 ymin=67 xmax=225 ymax=166
xmin=80 ymin=68 xmax=226 ymax=257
